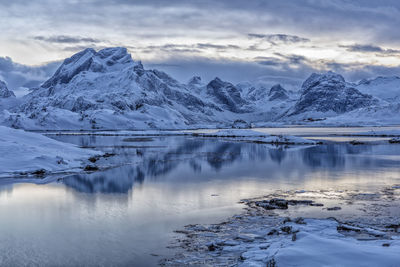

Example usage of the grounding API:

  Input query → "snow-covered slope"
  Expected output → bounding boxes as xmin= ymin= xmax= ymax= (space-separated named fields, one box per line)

xmin=1 ymin=47 xmax=298 ymax=130
xmin=0 ymin=80 xmax=15 ymax=98
xmin=356 ymin=76 xmax=400 ymax=102
xmin=0 ymin=126 xmax=97 ymax=176
xmin=0 ymin=80 xmax=19 ymax=113
xmin=7 ymin=47 xmax=229 ymax=130
xmin=1 ymin=47 xmax=400 ymax=129
xmin=283 ymin=72 xmax=380 ymax=123
xmin=268 ymin=84 xmax=289 ymax=101
xmin=205 ymin=78 xmax=249 ymax=113
xmin=291 ymin=72 xmax=378 ymax=115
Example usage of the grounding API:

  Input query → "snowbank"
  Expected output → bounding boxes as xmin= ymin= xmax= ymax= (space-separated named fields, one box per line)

xmin=163 ymin=187 xmax=400 ymax=266
xmin=194 ymin=129 xmax=317 ymax=145
xmin=355 ymin=129 xmax=400 ymax=137
xmin=0 ymin=126 xmax=97 ymax=176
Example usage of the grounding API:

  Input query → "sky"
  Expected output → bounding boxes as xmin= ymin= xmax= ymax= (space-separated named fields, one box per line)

xmin=1 ymin=0 xmax=400 ymax=91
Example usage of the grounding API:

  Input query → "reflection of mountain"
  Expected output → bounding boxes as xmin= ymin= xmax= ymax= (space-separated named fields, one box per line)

xmin=301 ymin=144 xmax=371 ymax=169
xmin=63 ymin=166 xmax=144 ymax=193
xmin=60 ymin=137 xmax=382 ymax=194
xmin=62 ymin=138 xmax=249 ymax=193
xmin=268 ymin=148 xmax=286 ymax=164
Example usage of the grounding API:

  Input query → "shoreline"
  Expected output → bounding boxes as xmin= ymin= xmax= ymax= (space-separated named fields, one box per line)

xmin=162 ymin=185 xmax=400 ymax=266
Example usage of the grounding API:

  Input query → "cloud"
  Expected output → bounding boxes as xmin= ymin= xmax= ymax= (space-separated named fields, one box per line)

xmin=339 ymin=43 xmax=400 ymax=54
xmin=0 ymin=56 xmax=59 ymax=94
xmin=196 ymin=43 xmax=240 ymax=50
xmin=1 ymin=0 xmax=400 ymax=88
xmin=248 ymin=33 xmax=310 ymax=45
xmin=34 ymin=35 xmax=100 ymax=44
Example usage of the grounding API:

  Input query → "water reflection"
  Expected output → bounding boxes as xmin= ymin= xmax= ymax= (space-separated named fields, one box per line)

xmin=59 ymin=135 xmax=400 ymax=194
xmin=2 ymin=134 xmax=400 ymax=266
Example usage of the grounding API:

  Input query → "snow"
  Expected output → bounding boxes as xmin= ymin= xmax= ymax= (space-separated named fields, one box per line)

xmin=351 ymin=129 xmax=400 ymax=136
xmin=254 ymin=219 xmax=400 ymax=267
xmin=0 ymin=48 xmax=400 ymax=129
xmin=356 ymin=76 xmax=400 ymax=102
xmin=0 ymin=126 xmax=97 ymax=176
xmin=196 ymin=129 xmax=268 ymax=137
xmin=164 ymin=186 xmax=400 ymax=266
xmin=194 ymin=129 xmax=317 ymax=145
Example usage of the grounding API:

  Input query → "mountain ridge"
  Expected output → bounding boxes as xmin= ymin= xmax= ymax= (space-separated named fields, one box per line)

xmin=0 ymin=47 xmax=399 ymax=129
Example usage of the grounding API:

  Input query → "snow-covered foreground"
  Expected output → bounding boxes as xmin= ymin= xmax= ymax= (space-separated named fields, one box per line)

xmin=194 ymin=129 xmax=317 ymax=145
xmin=163 ymin=186 xmax=400 ymax=266
xmin=0 ymin=126 xmax=98 ymax=177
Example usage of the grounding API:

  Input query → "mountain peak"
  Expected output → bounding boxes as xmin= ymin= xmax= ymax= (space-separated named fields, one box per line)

xmin=188 ymin=76 xmax=202 ymax=86
xmin=301 ymin=71 xmax=345 ymax=92
xmin=0 ymin=80 xmax=15 ymax=98
xmin=42 ymin=47 xmax=141 ymax=89
xmin=292 ymin=71 xmax=376 ymax=115
xmin=268 ymin=84 xmax=288 ymax=101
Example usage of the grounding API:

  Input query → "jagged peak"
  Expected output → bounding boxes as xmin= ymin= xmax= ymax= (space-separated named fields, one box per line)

xmin=188 ymin=76 xmax=202 ymax=85
xmin=207 ymin=77 xmax=229 ymax=88
xmin=268 ymin=84 xmax=287 ymax=96
xmin=0 ymin=80 xmax=16 ymax=98
xmin=41 ymin=47 xmax=142 ymax=88
xmin=268 ymin=84 xmax=288 ymax=101
xmin=301 ymin=71 xmax=345 ymax=91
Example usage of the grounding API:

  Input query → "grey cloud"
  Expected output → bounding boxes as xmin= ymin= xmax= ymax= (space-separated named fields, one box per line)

xmin=253 ymin=57 xmax=284 ymax=66
xmin=274 ymin=53 xmax=308 ymax=64
xmin=248 ymin=33 xmax=310 ymax=45
xmin=34 ymin=35 xmax=101 ymax=44
xmin=0 ymin=57 xmax=59 ymax=92
xmin=196 ymin=43 xmax=240 ymax=50
xmin=339 ymin=43 xmax=400 ymax=54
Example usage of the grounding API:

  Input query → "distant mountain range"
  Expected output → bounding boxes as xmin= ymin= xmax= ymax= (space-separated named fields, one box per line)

xmin=1 ymin=47 xmax=400 ymax=129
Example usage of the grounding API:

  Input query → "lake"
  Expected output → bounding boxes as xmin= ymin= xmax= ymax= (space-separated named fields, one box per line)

xmin=1 ymin=129 xmax=400 ymax=266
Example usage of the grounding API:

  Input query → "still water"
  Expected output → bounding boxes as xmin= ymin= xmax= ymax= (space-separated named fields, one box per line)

xmin=1 ymin=133 xmax=400 ymax=266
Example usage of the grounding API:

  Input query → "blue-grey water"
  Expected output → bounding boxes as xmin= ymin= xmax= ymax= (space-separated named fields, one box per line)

xmin=1 ymin=132 xmax=400 ymax=266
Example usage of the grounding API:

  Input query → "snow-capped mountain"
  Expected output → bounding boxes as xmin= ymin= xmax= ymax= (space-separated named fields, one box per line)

xmin=0 ymin=80 xmax=19 ymax=113
xmin=356 ymin=76 xmax=400 ymax=102
xmin=205 ymin=78 xmax=250 ymax=113
xmin=8 ymin=47 xmax=235 ymax=129
xmin=0 ymin=80 xmax=15 ymax=98
xmin=287 ymin=72 xmax=379 ymax=118
xmin=1 ymin=47 xmax=400 ymax=129
xmin=268 ymin=84 xmax=289 ymax=101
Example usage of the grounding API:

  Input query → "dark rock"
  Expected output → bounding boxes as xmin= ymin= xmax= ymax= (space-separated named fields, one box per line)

xmin=310 ymin=203 xmax=324 ymax=207
xmin=84 ymin=165 xmax=99 ymax=171
xmin=267 ymin=229 xmax=279 ymax=236
xmin=337 ymin=225 xmax=361 ymax=232
xmin=88 ymin=156 xmax=97 ymax=163
xmin=389 ymin=138 xmax=400 ymax=144
xmin=349 ymin=140 xmax=365 ymax=145
xmin=283 ymin=217 xmax=292 ymax=223
xmin=292 ymin=233 xmax=297 ymax=241
xmin=31 ymin=169 xmax=46 ymax=177
xmin=294 ymin=217 xmax=306 ymax=224
xmin=207 ymin=243 xmax=217 ymax=251
xmin=280 ymin=226 xmax=292 ymax=234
